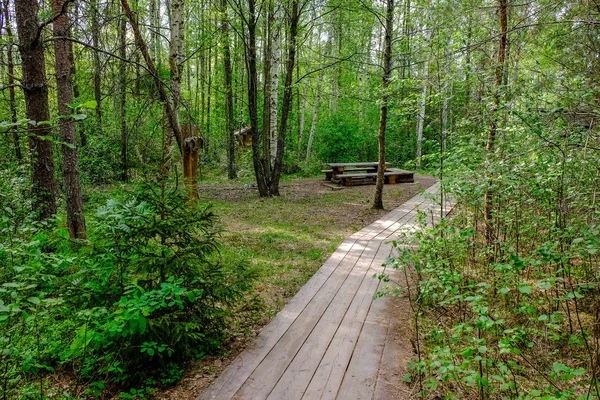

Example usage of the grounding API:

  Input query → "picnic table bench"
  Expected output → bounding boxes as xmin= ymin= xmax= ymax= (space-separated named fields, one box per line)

xmin=323 ymin=162 xmax=414 ymax=186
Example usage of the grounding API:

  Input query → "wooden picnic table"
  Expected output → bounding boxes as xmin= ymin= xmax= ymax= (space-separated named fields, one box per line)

xmin=326 ymin=162 xmax=389 ymax=176
xmin=323 ymin=162 xmax=413 ymax=186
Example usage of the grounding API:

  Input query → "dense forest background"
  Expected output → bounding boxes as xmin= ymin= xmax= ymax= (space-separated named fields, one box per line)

xmin=0 ymin=0 xmax=599 ymax=397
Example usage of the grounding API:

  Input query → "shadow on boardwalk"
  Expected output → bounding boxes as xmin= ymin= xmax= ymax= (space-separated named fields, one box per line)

xmin=199 ymin=183 xmax=455 ymax=400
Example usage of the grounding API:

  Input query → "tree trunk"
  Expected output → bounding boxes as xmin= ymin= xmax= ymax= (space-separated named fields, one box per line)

xmin=269 ymin=0 xmax=299 ymax=196
xmin=168 ymin=0 xmax=185 ymax=177
xmin=118 ymin=6 xmax=128 ymax=182
xmin=297 ymin=85 xmax=307 ymax=159
xmin=221 ymin=0 xmax=236 ymax=179
xmin=15 ymin=0 xmax=57 ymax=220
xmin=262 ymin=4 xmax=272 ymax=168
xmin=269 ymin=0 xmax=282 ymax=166
xmin=247 ymin=0 xmax=270 ymax=197
xmin=484 ymin=0 xmax=508 ymax=246
xmin=120 ymin=0 xmax=183 ymax=154
xmin=52 ymin=0 xmax=87 ymax=239
xmin=415 ymin=68 xmax=427 ymax=168
xmin=441 ymin=44 xmax=450 ymax=153
xmin=91 ymin=0 xmax=102 ymax=137
xmin=373 ymin=0 xmax=394 ymax=210
xmin=2 ymin=0 xmax=22 ymax=161
xmin=306 ymin=71 xmax=324 ymax=163
xmin=69 ymin=1 xmax=85 ymax=146
xmin=415 ymin=17 xmax=431 ymax=169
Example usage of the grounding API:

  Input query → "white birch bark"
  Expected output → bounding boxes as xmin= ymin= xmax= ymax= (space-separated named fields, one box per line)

xmin=415 ymin=19 xmax=431 ymax=169
xmin=298 ymin=85 xmax=307 ymax=157
xmin=269 ymin=0 xmax=282 ymax=165
xmin=166 ymin=0 xmax=184 ymax=161
xmin=306 ymin=70 xmax=325 ymax=163
xmin=415 ymin=59 xmax=428 ymax=169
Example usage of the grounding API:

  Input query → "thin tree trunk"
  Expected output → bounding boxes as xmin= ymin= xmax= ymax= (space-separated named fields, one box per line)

xmin=52 ymin=0 xmax=86 ymax=239
xmin=441 ymin=45 xmax=450 ymax=153
xmin=269 ymin=0 xmax=299 ymax=196
xmin=373 ymin=0 xmax=394 ymax=210
xmin=262 ymin=5 xmax=272 ymax=168
xmin=415 ymin=60 xmax=428 ymax=169
xmin=70 ymin=0 xmax=85 ymax=146
xmin=484 ymin=0 xmax=508 ymax=247
xmin=465 ymin=20 xmax=472 ymax=111
xmin=91 ymin=0 xmax=102 ymax=137
xmin=247 ymin=0 xmax=270 ymax=197
xmin=221 ymin=0 xmax=236 ymax=179
xmin=297 ymin=84 xmax=307 ymax=159
xmin=15 ymin=0 xmax=57 ymax=220
xmin=120 ymin=0 xmax=183 ymax=151
xmin=305 ymin=71 xmax=324 ymax=163
xmin=415 ymin=17 xmax=430 ymax=169
xmin=2 ymin=0 xmax=22 ymax=161
xmin=118 ymin=7 xmax=128 ymax=182
xmin=269 ymin=0 xmax=281 ymax=165
xmin=167 ymin=0 xmax=185 ymax=165
xmin=206 ymin=33 xmax=213 ymax=144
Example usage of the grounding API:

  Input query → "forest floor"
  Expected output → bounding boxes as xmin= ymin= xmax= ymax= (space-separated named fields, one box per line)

xmin=152 ymin=174 xmax=436 ymax=400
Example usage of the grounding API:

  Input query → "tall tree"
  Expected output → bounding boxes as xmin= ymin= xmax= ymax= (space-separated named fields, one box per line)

xmin=269 ymin=0 xmax=282 ymax=165
xmin=221 ymin=0 xmax=236 ymax=179
xmin=415 ymin=14 xmax=431 ymax=169
xmin=118 ymin=5 xmax=128 ymax=182
xmin=52 ymin=0 xmax=87 ymax=239
xmin=2 ymin=0 xmax=22 ymax=162
xmin=269 ymin=0 xmax=299 ymax=196
xmin=245 ymin=0 xmax=269 ymax=196
xmin=15 ymin=0 xmax=57 ymax=220
xmin=484 ymin=0 xmax=508 ymax=246
xmin=90 ymin=0 xmax=102 ymax=139
xmin=373 ymin=0 xmax=394 ymax=210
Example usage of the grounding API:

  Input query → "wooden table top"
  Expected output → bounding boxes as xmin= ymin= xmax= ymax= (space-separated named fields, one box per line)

xmin=326 ymin=162 xmax=390 ymax=168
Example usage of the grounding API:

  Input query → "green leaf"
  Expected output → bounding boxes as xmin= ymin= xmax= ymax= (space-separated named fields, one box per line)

xmin=27 ymin=297 xmax=41 ymax=305
xmin=187 ymin=292 xmax=196 ymax=303
xmin=72 ymin=114 xmax=88 ymax=121
xmin=80 ymin=100 xmax=98 ymax=109
xmin=552 ymin=362 xmax=570 ymax=373
xmin=518 ymin=284 xmax=531 ymax=294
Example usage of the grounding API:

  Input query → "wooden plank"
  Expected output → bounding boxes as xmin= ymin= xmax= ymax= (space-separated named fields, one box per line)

xmin=266 ymin=238 xmax=384 ymax=400
xmin=233 ymin=240 xmax=372 ymax=399
xmin=335 ymin=278 xmax=393 ymax=400
xmin=327 ymin=162 xmax=389 ymax=168
xmin=198 ymin=238 xmax=366 ymax=400
xmin=301 ymin=240 xmax=395 ymax=400
xmin=373 ymin=261 xmax=411 ymax=400
xmin=198 ymin=182 xmax=453 ymax=400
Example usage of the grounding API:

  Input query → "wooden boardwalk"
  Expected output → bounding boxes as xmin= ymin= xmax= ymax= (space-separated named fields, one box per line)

xmin=199 ymin=183 xmax=455 ymax=400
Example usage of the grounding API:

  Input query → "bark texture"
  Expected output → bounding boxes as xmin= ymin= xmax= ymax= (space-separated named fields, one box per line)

xmin=269 ymin=0 xmax=281 ymax=165
xmin=221 ymin=0 xmax=236 ymax=179
xmin=15 ymin=0 xmax=57 ymax=220
xmin=373 ymin=0 xmax=394 ymax=210
xmin=52 ymin=0 xmax=86 ymax=239
xmin=269 ymin=0 xmax=299 ymax=196
xmin=118 ymin=10 xmax=128 ymax=182
xmin=2 ymin=0 xmax=22 ymax=161
xmin=484 ymin=0 xmax=508 ymax=246
xmin=91 ymin=0 xmax=102 ymax=137
xmin=246 ymin=0 xmax=269 ymax=196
